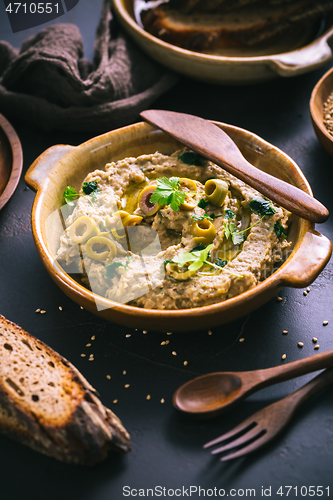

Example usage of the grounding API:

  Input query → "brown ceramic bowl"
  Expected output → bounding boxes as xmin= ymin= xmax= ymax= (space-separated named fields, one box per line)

xmin=0 ymin=113 xmax=23 ymax=211
xmin=25 ymin=121 xmax=331 ymax=332
xmin=113 ymin=0 xmax=333 ymax=84
xmin=310 ymin=66 xmax=333 ymax=157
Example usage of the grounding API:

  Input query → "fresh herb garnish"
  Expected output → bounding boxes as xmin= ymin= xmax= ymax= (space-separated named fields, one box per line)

xmin=198 ymin=198 xmax=209 ymax=209
xmin=178 ymin=151 xmax=205 ymax=166
xmin=216 ymin=258 xmax=227 ymax=268
xmin=191 ymin=213 xmax=213 ymax=221
xmin=163 ymin=259 xmax=174 ymax=266
xmin=274 ymin=221 xmax=287 ymax=238
xmin=224 ymin=208 xmax=235 ymax=219
xmin=173 ymin=244 xmax=213 ymax=272
xmin=191 ymin=244 xmax=206 ymax=252
xmin=149 ymin=177 xmax=186 ymax=212
xmin=63 ymin=186 xmax=79 ymax=206
xmin=105 ymin=262 xmax=124 ymax=279
xmin=249 ymin=198 xmax=277 ymax=216
xmin=83 ymin=181 xmax=98 ymax=196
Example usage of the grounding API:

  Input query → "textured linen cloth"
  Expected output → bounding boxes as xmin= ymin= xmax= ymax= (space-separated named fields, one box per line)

xmin=0 ymin=0 xmax=178 ymax=133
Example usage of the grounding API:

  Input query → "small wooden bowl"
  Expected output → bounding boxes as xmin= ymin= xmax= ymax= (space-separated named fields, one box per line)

xmin=25 ymin=121 xmax=332 ymax=332
xmin=310 ymin=66 xmax=333 ymax=157
xmin=0 ymin=114 xmax=23 ymax=211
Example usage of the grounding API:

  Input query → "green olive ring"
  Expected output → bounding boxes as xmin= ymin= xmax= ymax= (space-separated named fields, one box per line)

xmin=85 ymin=236 xmax=117 ymax=261
xmin=204 ymin=179 xmax=229 ymax=207
xmin=166 ymin=262 xmax=197 ymax=281
xmin=179 ymin=178 xmax=198 ymax=193
xmin=69 ymin=216 xmax=100 ymax=244
xmin=191 ymin=219 xmax=216 ymax=245
xmin=138 ymin=185 xmax=160 ymax=215
xmin=122 ymin=214 xmax=143 ymax=227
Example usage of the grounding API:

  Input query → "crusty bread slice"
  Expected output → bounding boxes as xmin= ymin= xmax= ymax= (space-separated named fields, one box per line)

xmin=141 ymin=0 xmax=333 ymax=50
xmin=0 ymin=314 xmax=131 ymax=466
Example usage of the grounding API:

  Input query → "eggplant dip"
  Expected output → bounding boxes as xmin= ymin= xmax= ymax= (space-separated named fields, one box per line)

xmin=56 ymin=149 xmax=291 ymax=309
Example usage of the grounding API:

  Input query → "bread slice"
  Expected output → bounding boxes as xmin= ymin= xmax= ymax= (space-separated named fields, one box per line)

xmin=141 ymin=0 xmax=333 ymax=50
xmin=0 ymin=314 xmax=131 ymax=466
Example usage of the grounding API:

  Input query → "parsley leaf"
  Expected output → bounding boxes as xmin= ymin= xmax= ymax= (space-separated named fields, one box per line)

xmin=249 ymin=198 xmax=277 ymax=216
xmin=149 ymin=177 xmax=186 ymax=212
xmin=198 ymin=198 xmax=209 ymax=209
xmin=105 ymin=262 xmax=125 ymax=279
xmin=274 ymin=221 xmax=287 ymax=238
xmin=178 ymin=151 xmax=205 ymax=166
xmin=173 ymin=244 xmax=213 ymax=272
xmin=63 ymin=186 xmax=79 ymax=206
xmin=83 ymin=181 xmax=98 ymax=196
xmin=224 ymin=208 xmax=235 ymax=219
xmin=163 ymin=259 xmax=174 ymax=266
xmin=232 ymin=232 xmax=245 ymax=245
xmin=216 ymin=258 xmax=227 ymax=268
xmin=191 ymin=213 xmax=213 ymax=221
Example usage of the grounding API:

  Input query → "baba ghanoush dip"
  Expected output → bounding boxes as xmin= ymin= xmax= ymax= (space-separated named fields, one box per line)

xmin=56 ymin=149 xmax=291 ymax=309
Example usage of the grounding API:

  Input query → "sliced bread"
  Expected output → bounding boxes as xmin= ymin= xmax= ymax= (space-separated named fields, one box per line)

xmin=0 ymin=314 xmax=131 ymax=466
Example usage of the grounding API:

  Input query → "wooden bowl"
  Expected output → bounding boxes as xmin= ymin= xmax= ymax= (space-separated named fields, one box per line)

xmin=24 ymin=121 xmax=332 ymax=332
xmin=113 ymin=0 xmax=333 ymax=85
xmin=310 ymin=66 xmax=333 ymax=157
xmin=0 ymin=114 xmax=23 ymax=211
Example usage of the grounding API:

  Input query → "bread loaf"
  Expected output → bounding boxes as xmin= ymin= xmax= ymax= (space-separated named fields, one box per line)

xmin=0 ymin=314 xmax=131 ymax=466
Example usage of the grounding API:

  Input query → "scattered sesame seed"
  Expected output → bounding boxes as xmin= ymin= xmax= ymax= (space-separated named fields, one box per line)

xmin=81 ymin=354 xmax=86 ymax=357
xmin=313 ymin=337 xmax=318 ymax=343
xmin=106 ymin=375 xmax=111 ymax=380
xmin=86 ymin=343 xmax=91 ymax=347
xmin=184 ymin=361 xmax=188 ymax=366
xmin=277 ymin=297 xmax=283 ymax=302
xmin=126 ymin=334 xmax=131 ymax=338
xmin=307 ymin=287 xmax=311 ymax=292
xmin=239 ymin=338 xmax=245 ymax=342
xmin=323 ymin=321 xmax=329 ymax=326
xmin=298 ymin=342 xmax=304 ymax=347
xmin=59 ymin=306 xmax=63 ymax=311
xmin=124 ymin=384 xmax=130 ymax=389
xmin=208 ymin=330 xmax=212 ymax=335
xmin=123 ymin=370 xmax=127 ymax=375
xmin=166 ymin=332 xmax=172 ymax=335
xmin=160 ymin=341 xmax=166 ymax=345
xmin=172 ymin=351 xmax=177 ymax=356
xmin=113 ymin=399 xmax=118 ymax=404
xmin=160 ymin=398 xmax=165 ymax=404
xmin=40 ymin=310 xmax=46 ymax=314
xmin=303 ymin=291 xmax=307 ymax=296
xmin=314 ymin=344 xmax=320 ymax=349
xmin=282 ymin=354 xmax=287 ymax=360
xmin=143 ymin=330 xmax=147 ymax=334
xmin=146 ymin=394 xmax=151 ymax=400
xmin=283 ymin=330 xmax=288 ymax=335
xmin=80 ymin=306 xmax=84 ymax=310
xmin=91 ymin=335 xmax=96 ymax=340
xmin=165 ymin=340 xmax=170 ymax=345
xmin=35 ymin=308 xmax=41 ymax=313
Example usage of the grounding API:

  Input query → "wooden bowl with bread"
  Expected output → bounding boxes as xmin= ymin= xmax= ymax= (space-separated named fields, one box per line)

xmin=24 ymin=120 xmax=331 ymax=332
xmin=113 ymin=0 xmax=333 ymax=84
xmin=310 ymin=66 xmax=333 ymax=158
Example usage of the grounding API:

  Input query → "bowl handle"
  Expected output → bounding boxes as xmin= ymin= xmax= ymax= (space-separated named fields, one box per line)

xmin=279 ymin=228 xmax=332 ymax=288
xmin=25 ymin=145 xmax=75 ymax=192
xmin=268 ymin=29 xmax=333 ymax=76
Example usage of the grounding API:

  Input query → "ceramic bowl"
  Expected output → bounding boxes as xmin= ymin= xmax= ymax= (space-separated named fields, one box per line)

xmin=113 ymin=0 xmax=333 ymax=85
xmin=310 ymin=66 xmax=333 ymax=157
xmin=0 ymin=113 xmax=23 ymax=211
xmin=25 ymin=121 xmax=331 ymax=332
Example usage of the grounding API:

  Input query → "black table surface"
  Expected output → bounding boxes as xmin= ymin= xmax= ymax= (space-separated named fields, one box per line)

xmin=1 ymin=4 xmax=333 ymax=499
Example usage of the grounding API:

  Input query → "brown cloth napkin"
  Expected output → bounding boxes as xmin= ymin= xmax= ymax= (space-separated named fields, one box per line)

xmin=0 ymin=0 xmax=178 ymax=133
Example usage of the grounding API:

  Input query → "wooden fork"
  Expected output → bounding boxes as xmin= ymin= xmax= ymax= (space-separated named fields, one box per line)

xmin=204 ymin=367 xmax=333 ymax=461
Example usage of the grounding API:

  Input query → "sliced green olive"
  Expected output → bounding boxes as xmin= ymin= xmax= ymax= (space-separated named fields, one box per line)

xmin=69 ymin=216 xmax=100 ymax=244
xmin=204 ymin=179 xmax=229 ymax=207
xmin=138 ymin=185 xmax=159 ymax=215
xmin=179 ymin=178 xmax=198 ymax=193
xmin=191 ymin=219 xmax=216 ymax=245
xmin=180 ymin=193 xmax=197 ymax=211
xmin=85 ymin=236 xmax=117 ymax=261
xmin=122 ymin=214 xmax=143 ymax=227
xmin=166 ymin=262 xmax=197 ymax=281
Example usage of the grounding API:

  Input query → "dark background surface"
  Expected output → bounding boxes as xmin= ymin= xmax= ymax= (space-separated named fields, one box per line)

xmin=1 ymin=1 xmax=333 ymax=498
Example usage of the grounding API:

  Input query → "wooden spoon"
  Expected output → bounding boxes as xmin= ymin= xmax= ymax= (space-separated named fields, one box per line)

xmin=140 ymin=110 xmax=329 ymax=223
xmin=173 ymin=348 xmax=333 ymax=418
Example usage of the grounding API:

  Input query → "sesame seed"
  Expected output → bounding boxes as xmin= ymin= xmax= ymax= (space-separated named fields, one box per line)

xmin=35 ymin=309 xmax=41 ymax=313
xmin=323 ymin=321 xmax=329 ymax=326
xmin=298 ymin=342 xmax=304 ymax=347
xmin=160 ymin=341 xmax=166 ymax=345
xmin=86 ymin=343 xmax=91 ymax=347
xmin=303 ymin=291 xmax=307 ymax=296
xmin=314 ymin=344 xmax=320 ymax=349
xmin=167 ymin=332 xmax=172 ymax=335
xmin=172 ymin=351 xmax=177 ymax=356
xmin=184 ymin=361 xmax=188 ymax=366
xmin=307 ymin=287 xmax=310 ymax=292
xmin=277 ymin=297 xmax=283 ymax=302
xmin=282 ymin=354 xmax=287 ymax=360
xmin=123 ymin=370 xmax=127 ymax=375
xmin=283 ymin=330 xmax=288 ymax=334
xmin=126 ymin=334 xmax=131 ymax=338
xmin=165 ymin=340 xmax=170 ymax=345
xmin=91 ymin=335 xmax=96 ymax=340
xmin=106 ymin=375 xmax=111 ymax=380
xmin=40 ymin=310 xmax=46 ymax=314
xmin=113 ymin=399 xmax=118 ymax=404
xmin=146 ymin=394 xmax=151 ymax=400
xmin=160 ymin=398 xmax=165 ymax=404
xmin=59 ymin=306 xmax=63 ymax=311
xmin=81 ymin=354 xmax=86 ymax=357
xmin=313 ymin=337 xmax=318 ymax=343
xmin=143 ymin=330 xmax=147 ymax=334
xmin=239 ymin=338 xmax=245 ymax=342
xmin=124 ymin=384 xmax=130 ymax=389
xmin=208 ymin=330 xmax=212 ymax=335
xmin=80 ymin=306 xmax=84 ymax=310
